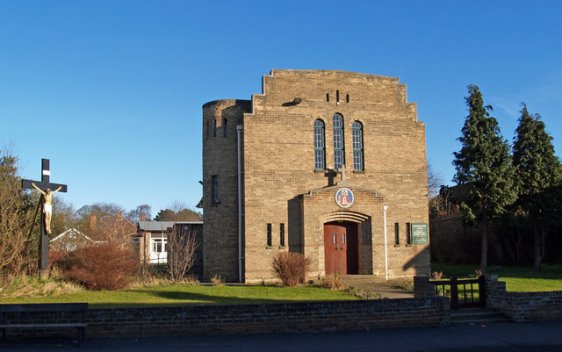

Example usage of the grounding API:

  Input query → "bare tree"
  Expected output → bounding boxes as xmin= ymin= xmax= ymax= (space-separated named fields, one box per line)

xmin=427 ymin=163 xmax=443 ymax=198
xmin=50 ymin=195 xmax=76 ymax=237
xmin=0 ymin=149 xmax=37 ymax=278
xmin=127 ymin=204 xmax=152 ymax=222
xmin=167 ymin=224 xmax=199 ymax=281
xmin=428 ymin=163 xmax=445 ymax=217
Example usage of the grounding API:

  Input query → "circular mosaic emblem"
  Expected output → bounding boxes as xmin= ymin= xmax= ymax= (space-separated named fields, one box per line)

xmin=335 ymin=187 xmax=354 ymax=208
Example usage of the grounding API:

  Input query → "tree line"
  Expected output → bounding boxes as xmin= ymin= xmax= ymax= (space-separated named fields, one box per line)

xmin=436 ymin=85 xmax=561 ymax=272
xmin=0 ymin=149 xmax=201 ymax=279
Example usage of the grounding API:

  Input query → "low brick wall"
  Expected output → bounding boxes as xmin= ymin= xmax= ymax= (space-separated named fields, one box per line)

xmin=486 ymin=276 xmax=562 ymax=322
xmin=1 ymin=298 xmax=450 ymax=339
xmin=88 ymin=298 xmax=449 ymax=337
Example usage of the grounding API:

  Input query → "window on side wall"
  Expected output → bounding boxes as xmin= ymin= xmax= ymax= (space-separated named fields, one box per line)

xmin=406 ymin=223 xmax=412 ymax=245
xmin=267 ymin=223 xmax=272 ymax=247
xmin=211 ymin=175 xmax=219 ymax=204
xmin=280 ymin=223 xmax=285 ymax=247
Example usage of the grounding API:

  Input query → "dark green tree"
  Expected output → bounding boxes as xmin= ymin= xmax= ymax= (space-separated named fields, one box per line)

xmin=154 ymin=208 xmax=201 ymax=221
xmin=512 ymin=104 xmax=561 ymax=270
xmin=453 ymin=85 xmax=517 ymax=273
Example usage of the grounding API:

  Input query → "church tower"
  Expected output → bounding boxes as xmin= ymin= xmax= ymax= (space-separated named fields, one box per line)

xmin=202 ymin=70 xmax=430 ymax=283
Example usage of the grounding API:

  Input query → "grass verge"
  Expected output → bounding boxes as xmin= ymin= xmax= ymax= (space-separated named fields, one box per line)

xmin=431 ymin=263 xmax=562 ymax=292
xmin=0 ymin=280 xmax=358 ymax=308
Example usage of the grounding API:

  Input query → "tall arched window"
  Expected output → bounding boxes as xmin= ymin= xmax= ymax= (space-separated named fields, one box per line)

xmin=333 ymin=113 xmax=345 ymax=170
xmin=314 ymin=119 xmax=326 ymax=170
xmin=352 ymin=121 xmax=364 ymax=171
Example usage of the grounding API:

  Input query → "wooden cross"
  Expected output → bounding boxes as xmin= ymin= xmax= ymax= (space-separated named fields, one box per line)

xmin=21 ymin=159 xmax=68 ymax=273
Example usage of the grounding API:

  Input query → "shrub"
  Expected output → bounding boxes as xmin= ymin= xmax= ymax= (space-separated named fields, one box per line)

xmin=210 ymin=274 xmax=224 ymax=286
xmin=271 ymin=252 xmax=310 ymax=287
xmin=431 ymin=271 xmax=443 ymax=280
xmin=389 ymin=279 xmax=414 ymax=291
xmin=1 ymin=274 xmax=83 ymax=298
xmin=473 ymin=269 xmax=484 ymax=278
xmin=318 ymin=272 xmax=347 ymax=290
xmin=347 ymin=286 xmax=382 ymax=300
xmin=48 ymin=250 xmax=69 ymax=272
xmin=63 ymin=243 xmax=139 ymax=290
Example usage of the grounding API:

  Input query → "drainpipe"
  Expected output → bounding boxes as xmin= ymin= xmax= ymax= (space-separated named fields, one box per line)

xmin=237 ymin=124 xmax=244 ymax=283
xmin=383 ymin=205 xmax=389 ymax=281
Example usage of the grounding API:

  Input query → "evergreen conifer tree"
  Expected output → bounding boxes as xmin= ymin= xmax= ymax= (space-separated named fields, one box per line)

xmin=512 ymin=105 xmax=560 ymax=270
xmin=453 ymin=85 xmax=517 ymax=273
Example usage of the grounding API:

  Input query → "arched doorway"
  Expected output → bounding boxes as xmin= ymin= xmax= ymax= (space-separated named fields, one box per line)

xmin=323 ymin=221 xmax=358 ymax=275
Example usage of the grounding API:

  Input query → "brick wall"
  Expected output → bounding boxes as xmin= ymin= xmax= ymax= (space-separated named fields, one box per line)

xmin=1 ymin=298 xmax=449 ymax=339
xmin=486 ymin=275 xmax=562 ymax=322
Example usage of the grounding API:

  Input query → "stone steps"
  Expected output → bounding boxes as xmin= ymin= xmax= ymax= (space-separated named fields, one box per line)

xmin=450 ymin=308 xmax=510 ymax=325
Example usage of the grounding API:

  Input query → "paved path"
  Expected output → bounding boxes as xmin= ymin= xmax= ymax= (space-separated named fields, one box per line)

xmin=3 ymin=321 xmax=562 ymax=351
xmin=343 ymin=275 xmax=414 ymax=299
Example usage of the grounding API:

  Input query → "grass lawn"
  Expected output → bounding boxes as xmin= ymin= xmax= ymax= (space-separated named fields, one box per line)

xmin=0 ymin=282 xmax=359 ymax=308
xmin=431 ymin=263 xmax=562 ymax=292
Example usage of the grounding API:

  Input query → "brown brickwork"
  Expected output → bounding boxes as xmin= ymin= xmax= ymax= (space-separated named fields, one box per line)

xmin=0 ymin=298 xmax=450 ymax=340
xmin=203 ymin=70 xmax=430 ymax=282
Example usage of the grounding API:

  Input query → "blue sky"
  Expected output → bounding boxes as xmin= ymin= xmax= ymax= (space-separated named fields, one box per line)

xmin=1 ymin=0 xmax=561 ymax=215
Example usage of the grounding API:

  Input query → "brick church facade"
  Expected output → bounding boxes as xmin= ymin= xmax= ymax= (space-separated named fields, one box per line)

xmin=202 ymin=70 xmax=430 ymax=283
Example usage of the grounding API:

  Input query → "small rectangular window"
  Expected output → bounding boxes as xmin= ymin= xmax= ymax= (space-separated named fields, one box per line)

xmin=267 ymin=223 xmax=272 ymax=247
xmin=326 ymin=93 xmax=330 ymax=102
xmin=394 ymin=223 xmax=400 ymax=245
xmin=213 ymin=119 xmax=217 ymax=137
xmin=346 ymin=94 xmax=350 ymax=103
xmin=211 ymin=175 xmax=219 ymax=204
xmin=336 ymin=90 xmax=340 ymax=102
xmin=406 ymin=223 xmax=412 ymax=245
xmin=279 ymin=223 xmax=285 ymax=247
xmin=223 ymin=118 xmax=228 ymax=137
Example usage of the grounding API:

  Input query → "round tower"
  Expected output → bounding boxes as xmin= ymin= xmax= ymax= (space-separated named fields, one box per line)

xmin=202 ymin=99 xmax=251 ymax=282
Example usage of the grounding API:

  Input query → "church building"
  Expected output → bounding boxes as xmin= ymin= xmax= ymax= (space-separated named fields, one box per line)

xmin=202 ymin=70 xmax=430 ymax=283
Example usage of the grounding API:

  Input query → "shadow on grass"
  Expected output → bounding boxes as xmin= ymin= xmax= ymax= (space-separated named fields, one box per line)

xmin=432 ymin=262 xmax=562 ymax=280
xmin=144 ymin=290 xmax=281 ymax=304
xmin=87 ymin=286 xmax=345 ymax=309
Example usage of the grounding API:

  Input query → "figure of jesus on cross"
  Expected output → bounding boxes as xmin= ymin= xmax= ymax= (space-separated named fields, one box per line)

xmin=22 ymin=159 xmax=68 ymax=273
xmin=31 ymin=182 xmax=63 ymax=234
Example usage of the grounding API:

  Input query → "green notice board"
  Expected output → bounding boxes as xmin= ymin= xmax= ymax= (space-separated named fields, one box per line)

xmin=411 ymin=223 xmax=429 ymax=245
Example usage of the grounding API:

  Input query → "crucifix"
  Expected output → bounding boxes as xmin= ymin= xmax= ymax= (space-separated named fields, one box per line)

xmin=21 ymin=159 xmax=68 ymax=273
xmin=339 ymin=164 xmax=348 ymax=182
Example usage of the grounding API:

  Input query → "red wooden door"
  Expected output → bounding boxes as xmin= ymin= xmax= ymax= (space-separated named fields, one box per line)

xmin=324 ymin=223 xmax=348 ymax=274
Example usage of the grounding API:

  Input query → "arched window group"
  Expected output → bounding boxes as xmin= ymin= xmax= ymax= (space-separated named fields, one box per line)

xmin=314 ymin=114 xmax=364 ymax=172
